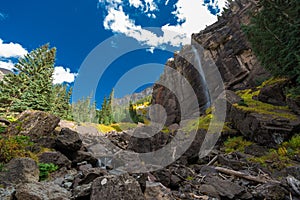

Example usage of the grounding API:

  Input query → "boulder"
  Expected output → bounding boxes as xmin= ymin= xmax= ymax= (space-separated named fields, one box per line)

xmin=38 ymin=151 xmax=72 ymax=169
xmin=258 ymin=82 xmax=287 ymax=106
xmin=229 ymin=106 xmax=300 ymax=146
xmin=14 ymin=182 xmax=71 ymax=200
xmin=6 ymin=110 xmax=60 ymax=147
xmin=287 ymin=97 xmax=300 ymax=115
xmin=70 ymin=150 xmax=98 ymax=167
xmin=203 ymin=175 xmax=248 ymax=199
xmin=90 ymin=173 xmax=145 ymax=200
xmin=55 ymin=128 xmax=82 ymax=156
xmin=0 ymin=158 xmax=39 ymax=186
xmin=72 ymin=183 xmax=92 ymax=200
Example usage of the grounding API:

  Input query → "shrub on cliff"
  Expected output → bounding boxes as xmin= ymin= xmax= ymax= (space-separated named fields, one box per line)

xmin=243 ymin=0 xmax=300 ymax=96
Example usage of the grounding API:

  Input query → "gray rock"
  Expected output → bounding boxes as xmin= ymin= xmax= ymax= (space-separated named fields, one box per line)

xmin=0 ymin=158 xmax=39 ymax=186
xmin=0 ymin=186 xmax=15 ymax=200
xmin=258 ymin=82 xmax=287 ymax=106
xmin=64 ymin=174 xmax=75 ymax=182
xmin=252 ymin=183 xmax=288 ymax=200
xmin=204 ymin=175 xmax=246 ymax=199
xmin=70 ymin=150 xmax=98 ymax=167
xmin=71 ymin=183 xmax=92 ymax=200
xmin=38 ymin=151 xmax=72 ymax=169
xmin=15 ymin=182 xmax=71 ymax=200
xmin=63 ymin=182 xmax=73 ymax=189
xmin=90 ymin=173 xmax=145 ymax=200
xmin=55 ymin=128 xmax=82 ymax=155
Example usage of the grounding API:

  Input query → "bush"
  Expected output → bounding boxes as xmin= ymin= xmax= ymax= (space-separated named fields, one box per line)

xmin=224 ymin=136 xmax=252 ymax=153
xmin=38 ymin=163 xmax=59 ymax=181
xmin=0 ymin=135 xmax=34 ymax=163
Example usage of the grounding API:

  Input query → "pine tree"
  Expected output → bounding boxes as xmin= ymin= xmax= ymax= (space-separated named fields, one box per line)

xmin=72 ymin=94 xmax=97 ymax=123
xmin=0 ymin=44 xmax=73 ymax=118
xmin=243 ymin=0 xmax=300 ymax=95
xmin=0 ymin=44 xmax=55 ymax=113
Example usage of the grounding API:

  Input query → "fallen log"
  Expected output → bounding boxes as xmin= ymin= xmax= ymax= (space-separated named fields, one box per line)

xmin=215 ymin=166 xmax=280 ymax=184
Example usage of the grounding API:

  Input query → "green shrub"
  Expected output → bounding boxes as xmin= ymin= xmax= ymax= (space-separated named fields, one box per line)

xmin=224 ymin=136 xmax=252 ymax=153
xmin=38 ymin=163 xmax=59 ymax=181
xmin=0 ymin=135 xmax=34 ymax=163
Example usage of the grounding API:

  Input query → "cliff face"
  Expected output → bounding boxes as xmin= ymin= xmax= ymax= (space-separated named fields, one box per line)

xmin=152 ymin=0 xmax=268 ymax=126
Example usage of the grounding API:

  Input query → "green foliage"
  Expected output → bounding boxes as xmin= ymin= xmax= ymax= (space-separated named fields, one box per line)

xmin=51 ymin=85 xmax=72 ymax=120
xmin=248 ymin=135 xmax=300 ymax=170
xmin=235 ymin=88 xmax=298 ymax=120
xmin=0 ymin=135 xmax=34 ymax=163
xmin=0 ymin=44 xmax=72 ymax=119
xmin=98 ymin=89 xmax=114 ymax=125
xmin=0 ymin=126 xmax=6 ymax=134
xmin=224 ymin=136 xmax=252 ymax=153
xmin=0 ymin=163 xmax=4 ymax=172
xmin=129 ymin=101 xmax=144 ymax=124
xmin=281 ymin=134 xmax=300 ymax=157
xmin=38 ymin=163 xmax=59 ymax=181
xmin=243 ymin=0 xmax=300 ymax=95
xmin=249 ymin=149 xmax=291 ymax=170
xmin=72 ymin=93 xmax=98 ymax=123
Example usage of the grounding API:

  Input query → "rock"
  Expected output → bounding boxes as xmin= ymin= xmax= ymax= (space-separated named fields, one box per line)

xmin=38 ymin=151 xmax=72 ymax=169
xmin=252 ymin=183 xmax=288 ymax=200
xmin=0 ymin=158 xmax=39 ymax=186
xmin=14 ymin=182 xmax=71 ymax=200
xmin=70 ymin=150 xmax=98 ymax=167
xmin=199 ymin=184 xmax=220 ymax=199
xmin=71 ymin=183 xmax=92 ymax=200
xmin=6 ymin=110 xmax=60 ymax=147
xmin=244 ymin=143 xmax=268 ymax=157
xmin=258 ymin=81 xmax=287 ymax=106
xmin=230 ymin=107 xmax=300 ymax=146
xmin=218 ymin=155 xmax=247 ymax=171
xmin=63 ymin=182 xmax=73 ymax=189
xmin=79 ymin=168 xmax=108 ymax=185
xmin=144 ymin=182 xmax=173 ymax=200
xmin=204 ymin=175 xmax=247 ymax=199
xmin=287 ymin=97 xmax=300 ymax=115
xmin=152 ymin=0 xmax=268 ymax=126
xmin=0 ymin=186 xmax=15 ymax=200
xmin=55 ymin=128 xmax=82 ymax=156
xmin=90 ymin=173 xmax=145 ymax=200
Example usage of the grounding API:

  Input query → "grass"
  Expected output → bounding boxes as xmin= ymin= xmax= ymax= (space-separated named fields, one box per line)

xmin=234 ymin=89 xmax=298 ymax=120
xmin=248 ymin=134 xmax=300 ymax=170
xmin=181 ymin=108 xmax=233 ymax=133
xmin=95 ymin=122 xmax=137 ymax=133
xmin=224 ymin=136 xmax=252 ymax=153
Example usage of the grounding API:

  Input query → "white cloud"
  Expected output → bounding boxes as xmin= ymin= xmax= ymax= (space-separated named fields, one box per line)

xmin=129 ymin=0 xmax=143 ymax=8
xmin=99 ymin=0 xmax=227 ymax=48
xmin=53 ymin=66 xmax=78 ymax=84
xmin=0 ymin=39 xmax=28 ymax=58
xmin=146 ymin=46 xmax=155 ymax=53
xmin=0 ymin=60 xmax=15 ymax=71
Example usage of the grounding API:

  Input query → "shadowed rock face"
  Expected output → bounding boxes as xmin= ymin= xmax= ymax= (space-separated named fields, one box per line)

xmin=152 ymin=0 xmax=268 ymax=126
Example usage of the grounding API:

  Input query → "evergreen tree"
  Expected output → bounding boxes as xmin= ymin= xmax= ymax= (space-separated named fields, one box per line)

xmin=243 ymin=0 xmax=300 ymax=94
xmin=98 ymin=89 xmax=115 ymax=125
xmin=0 ymin=44 xmax=73 ymax=118
xmin=72 ymin=94 xmax=97 ymax=123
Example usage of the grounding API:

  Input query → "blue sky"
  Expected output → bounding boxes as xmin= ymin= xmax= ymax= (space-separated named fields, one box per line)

xmin=0 ymin=0 xmax=227 ymax=107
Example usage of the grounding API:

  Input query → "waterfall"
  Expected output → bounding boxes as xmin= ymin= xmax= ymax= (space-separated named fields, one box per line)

xmin=191 ymin=45 xmax=211 ymax=111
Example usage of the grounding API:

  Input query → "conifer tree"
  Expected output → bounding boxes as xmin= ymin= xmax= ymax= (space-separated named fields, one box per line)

xmin=243 ymin=0 xmax=300 ymax=94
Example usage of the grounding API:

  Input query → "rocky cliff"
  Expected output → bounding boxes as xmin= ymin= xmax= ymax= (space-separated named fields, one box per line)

xmin=152 ymin=0 xmax=268 ymax=126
